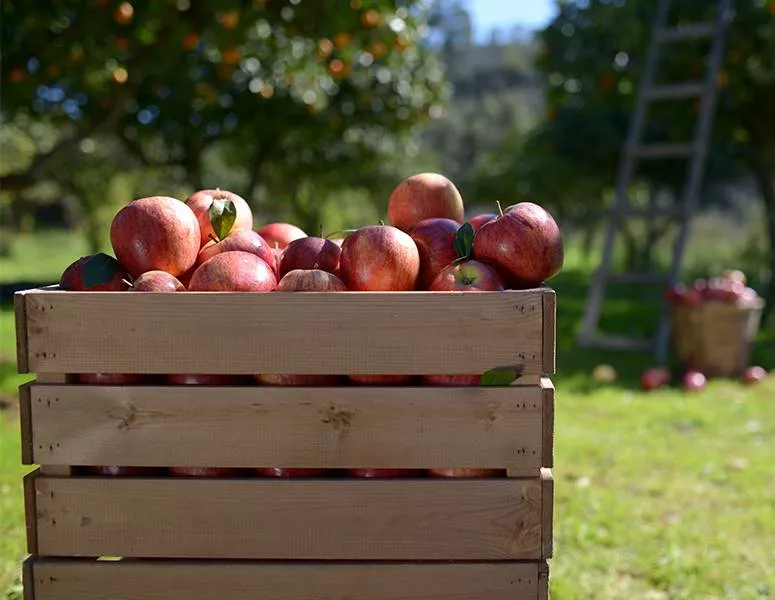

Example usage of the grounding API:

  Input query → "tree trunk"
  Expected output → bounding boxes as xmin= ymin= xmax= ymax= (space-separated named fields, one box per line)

xmin=749 ymin=155 xmax=775 ymax=326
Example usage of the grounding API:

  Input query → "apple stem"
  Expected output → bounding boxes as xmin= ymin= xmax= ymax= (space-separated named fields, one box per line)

xmin=378 ymin=219 xmax=385 ymax=226
xmin=319 ymin=224 xmax=324 ymax=238
xmin=496 ymin=201 xmax=504 ymax=217
xmin=208 ymin=232 xmax=220 ymax=243
xmin=122 ymin=279 xmax=134 ymax=288
xmin=313 ymin=262 xmax=320 ymax=270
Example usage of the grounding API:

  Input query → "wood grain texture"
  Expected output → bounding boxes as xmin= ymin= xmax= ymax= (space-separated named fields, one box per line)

xmin=28 ymin=384 xmax=544 ymax=472
xmin=28 ymin=559 xmax=544 ymax=600
xmin=541 ymin=378 xmax=555 ymax=469
xmin=21 ymin=288 xmax=551 ymax=375
xmin=22 ymin=556 xmax=34 ymax=600
xmin=15 ymin=291 xmax=30 ymax=373
xmin=18 ymin=383 xmax=34 ymax=465
xmin=541 ymin=469 xmax=554 ymax=560
xmin=542 ymin=289 xmax=556 ymax=376
xmin=33 ymin=477 xmax=547 ymax=560
xmin=23 ymin=470 xmax=39 ymax=555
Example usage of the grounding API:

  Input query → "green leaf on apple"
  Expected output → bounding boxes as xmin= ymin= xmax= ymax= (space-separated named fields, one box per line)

xmin=454 ymin=222 xmax=475 ymax=259
xmin=209 ymin=198 xmax=237 ymax=241
xmin=480 ymin=365 xmax=524 ymax=386
xmin=81 ymin=253 xmax=124 ymax=288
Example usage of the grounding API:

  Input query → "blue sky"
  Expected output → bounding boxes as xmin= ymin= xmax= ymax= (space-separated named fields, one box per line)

xmin=466 ymin=0 xmax=557 ymax=38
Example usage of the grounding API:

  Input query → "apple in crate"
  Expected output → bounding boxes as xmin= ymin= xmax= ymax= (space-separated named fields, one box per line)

xmin=428 ymin=469 xmax=505 ymax=478
xmin=682 ymin=370 xmax=706 ymax=392
xmin=741 ymin=366 xmax=767 ymax=385
xmin=276 ymin=269 xmax=347 ymax=292
xmin=167 ymin=374 xmax=248 ymax=385
xmin=257 ymin=223 xmax=307 ymax=249
xmin=110 ymin=196 xmax=201 ymax=278
xmin=387 ymin=173 xmax=464 ymax=231
xmin=83 ymin=466 xmax=159 ymax=476
xmin=256 ymin=374 xmax=343 ymax=386
xmin=410 ymin=217 xmax=461 ymax=288
xmin=60 ymin=253 xmax=130 ymax=291
xmin=430 ymin=259 xmax=505 ymax=292
xmin=640 ymin=367 xmax=671 ymax=391
xmin=256 ymin=468 xmax=328 ymax=478
xmin=78 ymin=373 xmax=146 ymax=385
xmin=349 ymin=469 xmax=425 ymax=478
xmin=347 ymin=375 xmax=417 ymax=386
xmin=188 ymin=251 xmax=277 ymax=291
xmin=185 ymin=189 xmax=253 ymax=247
xmin=422 ymin=374 xmax=480 ymax=386
xmin=131 ymin=270 xmax=185 ymax=292
xmin=197 ymin=229 xmax=276 ymax=275
xmin=473 ymin=202 xmax=564 ymax=287
xmin=169 ymin=467 xmax=244 ymax=477
xmin=467 ymin=213 xmax=497 ymax=232
xmin=339 ymin=225 xmax=420 ymax=291
xmin=279 ymin=235 xmax=341 ymax=277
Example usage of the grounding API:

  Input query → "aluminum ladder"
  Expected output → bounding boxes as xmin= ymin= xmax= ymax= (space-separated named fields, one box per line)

xmin=577 ymin=0 xmax=735 ymax=362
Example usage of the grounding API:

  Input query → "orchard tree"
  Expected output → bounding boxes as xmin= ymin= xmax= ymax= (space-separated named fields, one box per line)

xmin=524 ymin=0 xmax=775 ymax=311
xmin=1 ymin=0 xmax=448 ymax=206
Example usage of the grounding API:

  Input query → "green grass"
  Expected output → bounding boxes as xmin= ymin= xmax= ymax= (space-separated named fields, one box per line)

xmin=0 ymin=230 xmax=773 ymax=597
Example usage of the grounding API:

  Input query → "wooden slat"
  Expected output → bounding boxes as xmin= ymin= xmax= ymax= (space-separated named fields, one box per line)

xmin=23 ymin=470 xmax=39 ymax=555
xmin=18 ymin=383 xmax=34 ymax=464
xmin=542 ymin=289 xmax=556 ymax=375
xmin=14 ymin=291 xmax=30 ymax=373
xmin=28 ymin=559 xmax=544 ymax=600
xmin=538 ymin=561 xmax=550 ymax=600
xmin=541 ymin=378 xmax=555 ymax=469
xmin=541 ymin=468 xmax=554 ymax=559
xmin=23 ymin=556 xmax=35 ymax=600
xmin=32 ymin=477 xmax=547 ymax=560
xmin=21 ymin=288 xmax=551 ymax=375
xmin=28 ymin=384 xmax=544 ymax=472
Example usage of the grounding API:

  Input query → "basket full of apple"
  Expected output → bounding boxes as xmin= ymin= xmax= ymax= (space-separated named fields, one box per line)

xmin=16 ymin=173 xmax=559 ymax=599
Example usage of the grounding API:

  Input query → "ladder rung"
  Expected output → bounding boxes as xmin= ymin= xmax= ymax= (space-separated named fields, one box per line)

xmin=644 ymin=82 xmax=706 ymax=101
xmin=631 ymin=143 xmax=694 ymax=158
xmin=578 ymin=334 xmax=654 ymax=352
xmin=608 ymin=272 xmax=671 ymax=284
xmin=619 ymin=206 xmax=685 ymax=218
xmin=657 ymin=22 xmax=717 ymax=42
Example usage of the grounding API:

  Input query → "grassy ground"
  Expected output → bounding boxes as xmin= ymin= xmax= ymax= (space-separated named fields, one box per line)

xmin=0 ymin=229 xmax=773 ymax=598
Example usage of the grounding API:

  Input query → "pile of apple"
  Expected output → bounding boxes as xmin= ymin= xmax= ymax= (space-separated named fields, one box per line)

xmin=665 ymin=270 xmax=761 ymax=308
xmin=60 ymin=172 xmax=564 ymax=479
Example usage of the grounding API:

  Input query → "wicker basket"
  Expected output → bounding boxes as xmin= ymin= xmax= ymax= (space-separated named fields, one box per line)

xmin=669 ymin=300 xmax=764 ymax=377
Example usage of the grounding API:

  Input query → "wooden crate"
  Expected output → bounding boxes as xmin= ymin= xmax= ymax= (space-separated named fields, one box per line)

xmin=16 ymin=287 xmax=556 ymax=599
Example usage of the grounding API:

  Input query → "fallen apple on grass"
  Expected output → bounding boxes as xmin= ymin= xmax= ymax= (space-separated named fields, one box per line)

xmin=682 ymin=370 xmax=706 ymax=392
xmin=741 ymin=366 xmax=767 ymax=385
xmin=640 ymin=367 xmax=671 ymax=391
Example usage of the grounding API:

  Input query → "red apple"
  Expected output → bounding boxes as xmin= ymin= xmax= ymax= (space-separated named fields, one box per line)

xmin=467 ymin=213 xmax=497 ymax=232
xmin=430 ymin=259 xmax=505 ymax=292
xmin=279 ymin=237 xmax=341 ymax=276
xmin=188 ymin=251 xmax=277 ymax=291
xmin=132 ymin=270 xmax=185 ymax=292
xmin=339 ymin=225 xmax=420 ymax=291
xmin=276 ymin=269 xmax=347 ymax=292
xmin=422 ymin=374 xmax=480 ymax=386
xmin=169 ymin=467 xmax=244 ymax=477
xmin=347 ymin=375 xmax=417 ymax=385
xmin=82 ymin=466 xmax=158 ymax=476
xmin=60 ymin=254 xmax=130 ymax=291
xmin=256 ymin=468 xmax=328 ymax=478
xmin=77 ymin=373 xmax=146 ymax=385
xmin=185 ymin=189 xmax=253 ymax=247
xmin=256 ymin=374 xmax=343 ymax=386
xmin=682 ymin=370 xmax=706 ymax=392
xmin=329 ymin=238 xmax=345 ymax=247
xmin=349 ymin=469 xmax=424 ymax=478
xmin=257 ymin=223 xmax=307 ymax=249
xmin=409 ymin=217 xmax=461 ymax=288
xmin=387 ymin=173 xmax=464 ymax=231
xmin=428 ymin=468 xmax=504 ymax=477
xmin=722 ymin=269 xmax=746 ymax=285
xmin=640 ymin=367 xmax=671 ymax=391
xmin=167 ymin=374 xmax=248 ymax=385
xmin=741 ymin=366 xmax=767 ymax=385
xmin=196 ymin=229 xmax=276 ymax=274
xmin=110 ymin=196 xmax=200 ymax=278
xmin=473 ymin=202 xmax=564 ymax=287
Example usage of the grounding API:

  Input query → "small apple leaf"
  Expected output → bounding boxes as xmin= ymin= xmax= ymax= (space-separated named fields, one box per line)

xmin=81 ymin=253 xmax=124 ymax=288
xmin=480 ymin=365 xmax=524 ymax=386
xmin=454 ymin=222 xmax=475 ymax=259
xmin=209 ymin=198 xmax=237 ymax=240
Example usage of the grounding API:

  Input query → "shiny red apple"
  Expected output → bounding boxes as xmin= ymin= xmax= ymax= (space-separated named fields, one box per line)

xmin=197 ymin=229 xmax=276 ymax=274
xmin=349 ymin=469 xmax=424 ymax=478
xmin=279 ymin=236 xmax=341 ymax=276
xmin=256 ymin=468 xmax=328 ymax=478
xmin=256 ymin=374 xmax=343 ymax=386
xmin=640 ymin=367 xmax=671 ymax=391
xmin=110 ymin=196 xmax=200 ymax=277
xmin=257 ymin=223 xmax=307 ymax=249
xmin=167 ymin=374 xmax=248 ymax=385
xmin=77 ymin=373 xmax=146 ymax=385
xmin=82 ymin=466 xmax=159 ymax=476
xmin=60 ymin=254 xmax=130 ymax=291
xmin=422 ymin=374 xmax=480 ymax=386
xmin=682 ymin=370 xmax=706 ymax=392
xmin=169 ymin=467 xmax=244 ymax=477
xmin=188 ymin=251 xmax=277 ymax=291
xmin=276 ymin=269 xmax=347 ymax=292
xmin=428 ymin=468 xmax=504 ymax=477
xmin=409 ymin=217 xmax=461 ymax=288
xmin=339 ymin=225 xmax=420 ymax=291
xmin=473 ymin=202 xmax=564 ymax=287
xmin=132 ymin=270 xmax=185 ymax=292
xmin=347 ymin=375 xmax=417 ymax=385
xmin=741 ymin=366 xmax=767 ymax=385
xmin=185 ymin=189 xmax=253 ymax=247
xmin=467 ymin=213 xmax=497 ymax=232
xmin=430 ymin=259 xmax=505 ymax=292
xmin=387 ymin=173 xmax=464 ymax=231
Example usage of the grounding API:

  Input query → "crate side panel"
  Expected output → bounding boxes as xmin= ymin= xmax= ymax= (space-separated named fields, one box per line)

xmin=541 ymin=378 xmax=555 ymax=469
xmin=30 ymin=384 xmax=543 ymax=472
xmin=15 ymin=291 xmax=30 ymax=373
xmin=541 ymin=289 xmax=556 ymax=375
xmin=34 ymin=477 xmax=545 ymax=560
xmin=24 ymin=290 xmax=545 ymax=374
xmin=30 ymin=559 xmax=543 ymax=600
